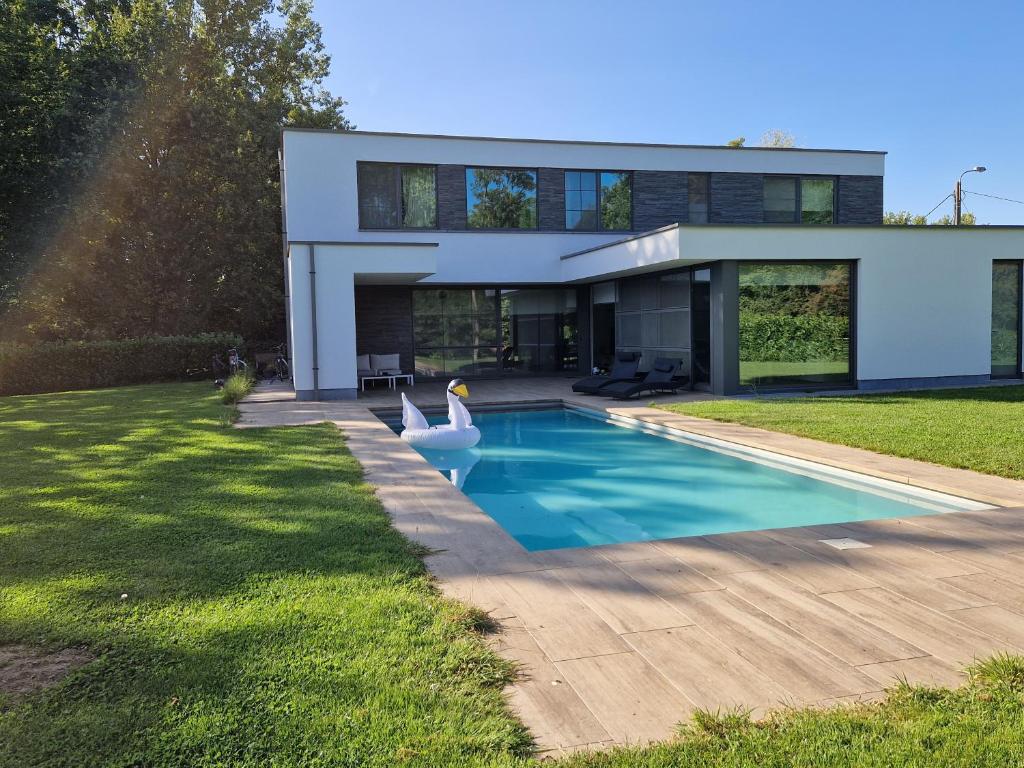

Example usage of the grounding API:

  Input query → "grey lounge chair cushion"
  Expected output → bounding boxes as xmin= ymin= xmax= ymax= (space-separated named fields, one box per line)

xmin=572 ymin=354 xmax=641 ymax=394
xmin=357 ymin=354 xmax=371 ymax=373
xmin=370 ymin=353 xmax=402 ymax=375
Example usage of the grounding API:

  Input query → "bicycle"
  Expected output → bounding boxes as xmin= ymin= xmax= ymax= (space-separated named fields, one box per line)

xmin=273 ymin=344 xmax=290 ymax=382
xmin=227 ymin=347 xmax=248 ymax=376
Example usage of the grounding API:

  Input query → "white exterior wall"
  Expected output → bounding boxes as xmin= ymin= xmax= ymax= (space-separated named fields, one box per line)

xmin=281 ymin=129 xmax=884 ymax=284
xmin=287 ymin=243 xmax=436 ymax=398
xmin=565 ymin=226 xmax=1023 ymax=384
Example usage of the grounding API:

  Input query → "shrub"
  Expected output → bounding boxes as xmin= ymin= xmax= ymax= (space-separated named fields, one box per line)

xmin=739 ymin=313 xmax=849 ymax=363
xmin=0 ymin=333 xmax=243 ymax=395
xmin=219 ymin=373 xmax=254 ymax=405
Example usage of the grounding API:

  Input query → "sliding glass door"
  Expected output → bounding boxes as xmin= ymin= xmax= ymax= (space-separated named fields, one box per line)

xmin=992 ymin=261 xmax=1022 ymax=378
xmin=412 ymin=287 xmax=579 ymax=377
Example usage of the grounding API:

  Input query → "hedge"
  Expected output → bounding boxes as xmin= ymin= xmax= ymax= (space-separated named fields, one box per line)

xmin=739 ymin=313 xmax=849 ymax=363
xmin=0 ymin=333 xmax=243 ymax=396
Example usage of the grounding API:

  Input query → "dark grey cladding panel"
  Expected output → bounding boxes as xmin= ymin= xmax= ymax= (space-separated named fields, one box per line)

xmin=633 ymin=171 xmax=688 ymax=231
xmin=838 ymin=175 xmax=884 ymax=225
xmin=710 ymin=173 xmax=764 ymax=224
xmin=354 ymin=286 xmax=414 ymax=374
xmin=538 ymin=168 xmax=565 ymax=230
xmin=437 ymin=165 xmax=467 ymax=230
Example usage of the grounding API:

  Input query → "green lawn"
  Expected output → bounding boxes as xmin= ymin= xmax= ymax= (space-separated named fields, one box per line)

xmin=2 ymin=383 xmax=1023 ymax=767
xmin=662 ymin=385 xmax=1024 ymax=480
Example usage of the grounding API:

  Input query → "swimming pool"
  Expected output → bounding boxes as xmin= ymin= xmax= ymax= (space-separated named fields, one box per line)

xmin=390 ymin=407 xmax=989 ymax=552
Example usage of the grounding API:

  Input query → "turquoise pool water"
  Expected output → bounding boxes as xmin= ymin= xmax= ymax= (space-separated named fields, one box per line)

xmin=394 ymin=407 xmax=981 ymax=552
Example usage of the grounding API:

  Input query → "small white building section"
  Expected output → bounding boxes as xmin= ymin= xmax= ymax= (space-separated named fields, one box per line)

xmin=563 ymin=225 xmax=1024 ymax=389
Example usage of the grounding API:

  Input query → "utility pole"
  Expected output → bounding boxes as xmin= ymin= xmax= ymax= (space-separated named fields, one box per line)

xmin=955 ymin=166 xmax=987 ymax=224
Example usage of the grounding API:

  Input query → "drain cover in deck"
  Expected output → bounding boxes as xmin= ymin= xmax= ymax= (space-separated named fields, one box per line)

xmin=818 ymin=537 xmax=872 ymax=550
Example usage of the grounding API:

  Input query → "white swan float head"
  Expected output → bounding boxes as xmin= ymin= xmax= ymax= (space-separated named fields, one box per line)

xmin=400 ymin=379 xmax=481 ymax=451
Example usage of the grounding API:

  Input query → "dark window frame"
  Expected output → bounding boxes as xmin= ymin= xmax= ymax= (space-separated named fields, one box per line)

xmin=357 ymin=161 xmax=439 ymax=230
xmin=464 ymin=166 xmax=540 ymax=231
xmin=563 ymin=169 xmax=634 ymax=232
xmin=762 ymin=175 xmax=838 ymax=224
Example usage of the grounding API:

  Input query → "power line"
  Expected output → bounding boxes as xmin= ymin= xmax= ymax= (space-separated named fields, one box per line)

xmin=966 ymin=190 xmax=1024 ymax=206
xmin=924 ymin=193 xmax=953 ymax=218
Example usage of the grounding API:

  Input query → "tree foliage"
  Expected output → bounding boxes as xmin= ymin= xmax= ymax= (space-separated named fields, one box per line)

xmin=0 ymin=0 xmax=349 ymax=343
xmin=759 ymin=129 xmax=796 ymax=148
xmin=884 ymin=210 xmax=977 ymax=225
xmin=466 ymin=169 xmax=537 ymax=229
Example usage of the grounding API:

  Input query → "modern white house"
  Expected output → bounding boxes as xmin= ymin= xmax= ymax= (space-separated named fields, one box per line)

xmin=280 ymin=128 xmax=1024 ymax=399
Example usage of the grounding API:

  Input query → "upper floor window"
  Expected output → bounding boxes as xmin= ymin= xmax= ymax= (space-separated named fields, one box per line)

xmin=357 ymin=163 xmax=436 ymax=229
xmin=565 ymin=171 xmax=632 ymax=231
xmin=466 ymin=167 xmax=537 ymax=229
xmin=763 ymin=176 xmax=835 ymax=224
xmin=688 ymin=173 xmax=709 ymax=224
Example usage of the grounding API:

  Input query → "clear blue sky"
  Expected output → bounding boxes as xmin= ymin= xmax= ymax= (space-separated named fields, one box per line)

xmin=314 ymin=0 xmax=1024 ymax=224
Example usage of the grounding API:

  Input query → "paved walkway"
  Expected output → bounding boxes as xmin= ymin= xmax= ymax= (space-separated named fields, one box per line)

xmin=237 ymin=379 xmax=1024 ymax=755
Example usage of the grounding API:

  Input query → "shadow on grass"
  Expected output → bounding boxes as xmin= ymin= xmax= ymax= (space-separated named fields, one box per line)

xmin=0 ymin=383 xmax=532 ymax=767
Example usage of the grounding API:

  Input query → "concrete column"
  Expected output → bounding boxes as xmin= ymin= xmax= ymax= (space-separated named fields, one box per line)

xmin=710 ymin=260 xmax=740 ymax=395
xmin=287 ymin=245 xmax=314 ymax=394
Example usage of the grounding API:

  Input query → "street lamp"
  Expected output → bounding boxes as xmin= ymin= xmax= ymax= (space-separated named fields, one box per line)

xmin=955 ymin=166 xmax=986 ymax=225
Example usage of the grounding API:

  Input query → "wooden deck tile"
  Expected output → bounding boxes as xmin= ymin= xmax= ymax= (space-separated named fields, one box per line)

xmin=899 ymin=513 xmax=1024 ymax=553
xmin=490 ymin=570 xmax=628 ymax=661
xmin=941 ymin=572 xmax=1024 ymax=612
xmin=593 ymin=541 xmax=666 ymax=563
xmin=614 ymin=556 xmax=724 ymax=597
xmin=651 ymin=536 xmax=765 ymax=577
xmin=665 ymin=589 xmax=879 ymax=702
xmin=941 ymin=548 xmax=1024 ymax=588
xmin=719 ymin=571 xmax=926 ymax=665
xmin=766 ymin=527 xmax=991 ymax=611
xmin=490 ymin=625 xmax=612 ymax=750
xmin=821 ymin=588 xmax=1015 ymax=666
xmin=857 ymin=655 xmax=966 ymax=689
xmin=624 ymin=626 xmax=794 ymax=714
xmin=710 ymin=531 xmax=876 ymax=594
xmin=553 ymin=564 xmax=694 ymax=635
xmin=555 ymin=652 xmax=694 ymax=745
xmin=944 ymin=605 xmax=1024 ymax=648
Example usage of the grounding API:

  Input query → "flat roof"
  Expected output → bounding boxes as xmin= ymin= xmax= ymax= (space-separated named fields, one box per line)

xmin=561 ymin=222 xmax=1024 ymax=260
xmin=282 ymin=127 xmax=887 ymax=156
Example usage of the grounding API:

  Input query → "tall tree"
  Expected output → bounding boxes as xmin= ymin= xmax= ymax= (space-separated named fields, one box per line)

xmin=0 ymin=0 xmax=349 ymax=343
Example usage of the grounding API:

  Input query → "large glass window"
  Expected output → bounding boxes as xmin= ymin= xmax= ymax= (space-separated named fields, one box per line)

xmin=688 ymin=173 xmax=709 ymax=224
xmin=564 ymin=171 xmax=632 ymax=231
xmin=357 ymin=163 xmax=436 ymax=229
xmin=739 ymin=262 xmax=852 ymax=387
xmin=466 ymin=168 xmax=537 ymax=229
xmin=413 ymin=289 xmax=498 ymax=377
xmin=763 ymin=177 xmax=798 ymax=223
xmin=801 ymin=178 xmax=835 ymax=224
xmin=412 ymin=287 xmax=580 ymax=377
xmin=763 ymin=177 xmax=835 ymax=224
xmin=992 ymin=261 xmax=1022 ymax=378
xmin=501 ymin=289 xmax=579 ymax=373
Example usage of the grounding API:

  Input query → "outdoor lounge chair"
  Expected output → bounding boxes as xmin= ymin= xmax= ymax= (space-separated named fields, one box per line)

xmin=596 ymin=357 xmax=688 ymax=400
xmin=571 ymin=352 xmax=640 ymax=394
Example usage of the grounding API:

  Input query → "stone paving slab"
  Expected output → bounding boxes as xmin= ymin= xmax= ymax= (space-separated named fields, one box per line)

xmin=236 ymin=382 xmax=1024 ymax=751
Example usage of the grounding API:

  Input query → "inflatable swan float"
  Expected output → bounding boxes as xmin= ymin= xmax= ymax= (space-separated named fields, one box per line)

xmin=400 ymin=378 xmax=481 ymax=450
